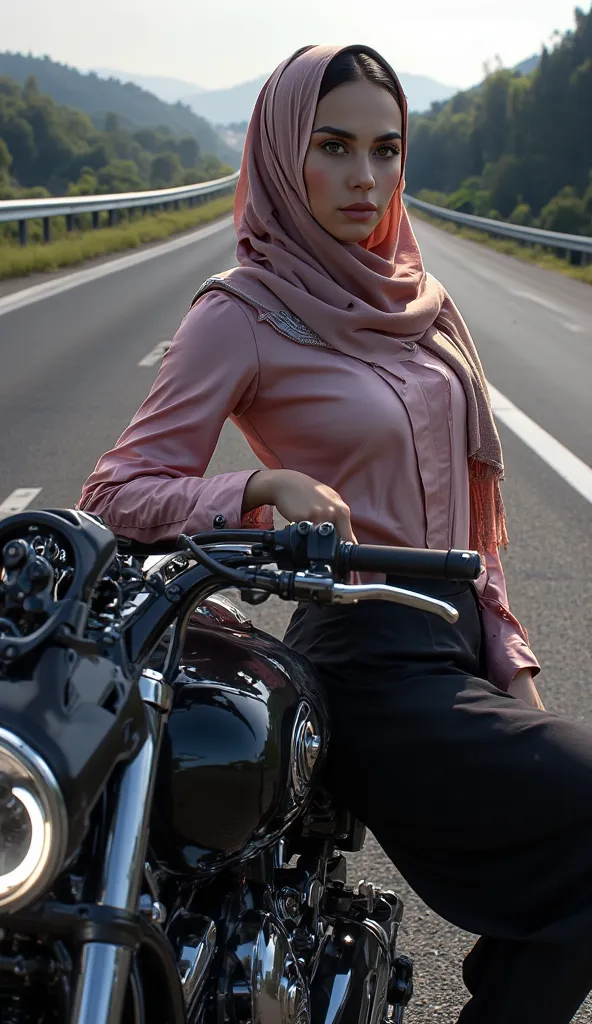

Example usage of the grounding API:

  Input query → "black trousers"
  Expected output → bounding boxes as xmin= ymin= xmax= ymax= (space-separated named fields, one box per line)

xmin=284 ymin=581 xmax=592 ymax=1023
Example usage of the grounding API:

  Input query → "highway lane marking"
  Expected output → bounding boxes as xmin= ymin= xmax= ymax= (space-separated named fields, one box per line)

xmin=508 ymin=289 xmax=568 ymax=314
xmin=0 ymin=216 xmax=234 ymax=319
xmin=0 ymin=488 xmax=43 ymax=518
xmin=489 ymin=384 xmax=592 ymax=505
xmin=138 ymin=341 xmax=171 ymax=367
xmin=412 ymin=223 xmax=590 ymax=331
xmin=508 ymin=289 xmax=587 ymax=335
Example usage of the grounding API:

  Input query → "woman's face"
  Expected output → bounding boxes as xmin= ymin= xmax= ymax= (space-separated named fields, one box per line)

xmin=303 ymin=78 xmax=403 ymax=243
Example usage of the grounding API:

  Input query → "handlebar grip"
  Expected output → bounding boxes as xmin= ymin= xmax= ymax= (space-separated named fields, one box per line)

xmin=347 ymin=545 xmax=483 ymax=581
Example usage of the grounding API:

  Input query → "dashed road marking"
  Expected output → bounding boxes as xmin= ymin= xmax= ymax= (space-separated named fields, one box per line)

xmin=138 ymin=341 xmax=171 ymax=367
xmin=0 ymin=487 xmax=43 ymax=517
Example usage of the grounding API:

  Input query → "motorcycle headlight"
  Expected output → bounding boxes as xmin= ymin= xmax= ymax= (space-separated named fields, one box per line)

xmin=0 ymin=727 xmax=67 ymax=912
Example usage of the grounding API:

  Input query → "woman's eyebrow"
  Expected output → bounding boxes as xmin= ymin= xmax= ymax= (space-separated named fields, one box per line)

xmin=311 ymin=126 xmax=401 ymax=141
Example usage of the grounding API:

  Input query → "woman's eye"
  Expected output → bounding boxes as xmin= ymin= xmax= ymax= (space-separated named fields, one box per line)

xmin=320 ymin=140 xmax=401 ymax=158
xmin=321 ymin=140 xmax=347 ymax=154
xmin=375 ymin=144 xmax=400 ymax=158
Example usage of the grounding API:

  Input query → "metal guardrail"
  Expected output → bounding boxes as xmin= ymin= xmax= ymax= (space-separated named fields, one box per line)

xmin=0 ymin=172 xmax=240 ymax=246
xmin=405 ymin=194 xmax=592 ymax=257
xmin=2 ymin=175 xmax=589 ymax=258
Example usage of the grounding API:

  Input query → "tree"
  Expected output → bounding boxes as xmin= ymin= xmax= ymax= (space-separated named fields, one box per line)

xmin=68 ymin=166 xmax=98 ymax=195
xmin=0 ymin=76 xmax=20 ymax=99
xmin=475 ymin=70 xmax=513 ymax=167
xmin=404 ymin=5 xmax=592 ymax=219
xmin=23 ymin=73 xmax=39 ymax=100
xmin=132 ymin=127 xmax=162 ymax=153
xmin=0 ymin=72 xmax=232 ymax=199
xmin=149 ymin=150 xmax=182 ymax=188
xmin=0 ymin=109 xmax=37 ymax=183
xmin=177 ymin=135 xmax=199 ymax=169
xmin=0 ymin=137 xmax=12 ymax=184
xmin=98 ymin=159 xmax=144 ymax=193
xmin=104 ymin=111 xmax=121 ymax=133
xmin=583 ymin=171 xmax=592 ymax=220
xmin=539 ymin=186 xmax=588 ymax=234
xmin=481 ymin=155 xmax=525 ymax=218
xmin=0 ymin=136 xmax=11 ymax=170
xmin=509 ymin=203 xmax=533 ymax=226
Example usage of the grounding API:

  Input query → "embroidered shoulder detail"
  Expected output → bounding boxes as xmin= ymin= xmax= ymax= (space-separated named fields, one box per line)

xmin=191 ymin=277 xmax=330 ymax=349
xmin=191 ymin=275 xmax=255 ymax=308
xmin=257 ymin=309 xmax=329 ymax=348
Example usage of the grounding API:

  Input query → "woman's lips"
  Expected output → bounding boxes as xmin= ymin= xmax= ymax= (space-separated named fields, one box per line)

xmin=339 ymin=205 xmax=378 ymax=222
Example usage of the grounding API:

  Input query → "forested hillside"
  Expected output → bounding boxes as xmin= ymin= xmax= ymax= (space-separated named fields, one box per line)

xmin=0 ymin=52 xmax=238 ymax=167
xmin=406 ymin=5 xmax=592 ymax=235
xmin=0 ymin=75 xmax=234 ymax=199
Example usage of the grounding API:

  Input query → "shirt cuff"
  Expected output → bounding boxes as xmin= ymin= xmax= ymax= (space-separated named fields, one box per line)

xmin=478 ymin=597 xmax=541 ymax=691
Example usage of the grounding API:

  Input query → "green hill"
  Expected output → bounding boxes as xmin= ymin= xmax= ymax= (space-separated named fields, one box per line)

xmin=0 ymin=52 xmax=239 ymax=168
xmin=0 ymin=74 xmax=234 ymax=200
xmin=406 ymin=5 xmax=592 ymax=234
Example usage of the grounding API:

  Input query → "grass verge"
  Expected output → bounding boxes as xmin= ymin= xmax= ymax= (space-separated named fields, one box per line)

xmin=0 ymin=194 xmax=235 ymax=280
xmin=409 ymin=208 xmax=592 ymax=286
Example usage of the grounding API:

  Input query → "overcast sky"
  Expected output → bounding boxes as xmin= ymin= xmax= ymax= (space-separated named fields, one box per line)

xmin=3 ymin=0 xmax=583 ymax=90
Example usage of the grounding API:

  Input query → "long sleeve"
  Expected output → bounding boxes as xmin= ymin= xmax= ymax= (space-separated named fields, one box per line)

xmin=475 ymin=549 xmax=541 ymax=691
xmin=78 ymin=292 xmax=270 ymax=543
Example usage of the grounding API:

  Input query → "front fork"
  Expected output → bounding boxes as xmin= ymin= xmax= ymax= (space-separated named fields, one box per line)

xmin=304 ymin=869 xmax=414 ymax=1024
xmin=386 ymin=954 xmax=414 ymax=1022
xmin=70 ymin=670 xmax=172 ymax=1024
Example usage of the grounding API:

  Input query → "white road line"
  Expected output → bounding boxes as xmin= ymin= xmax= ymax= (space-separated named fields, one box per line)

xmin=0 ymin=215 xmax=234 ymax=319
xmin=560 ymin=321 xmax=586 ymax=334
xmin=138 ymin=341 xmax=171 ymax=367
xmin=489 ymin=384 xmax=592 ymax=505
xmin=508 ymin=289 xmax=565 ymax=314
xmin=0 ymin=488 xmax=43 ymax=517
xmin=508 ymin=288 xmax=587 ymax=335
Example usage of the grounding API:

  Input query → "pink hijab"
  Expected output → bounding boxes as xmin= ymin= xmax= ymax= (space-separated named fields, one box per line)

xmin=221 ymin=44 xmax=507 ymax=554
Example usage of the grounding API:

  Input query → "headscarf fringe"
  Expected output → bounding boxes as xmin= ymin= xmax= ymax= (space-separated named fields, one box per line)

xmin=469 ymin=459 xmax=508 ymax=556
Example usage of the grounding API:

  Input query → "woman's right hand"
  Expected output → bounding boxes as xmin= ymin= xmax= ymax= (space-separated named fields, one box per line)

xmin=243 ymin=469 xmax=357 ymax=543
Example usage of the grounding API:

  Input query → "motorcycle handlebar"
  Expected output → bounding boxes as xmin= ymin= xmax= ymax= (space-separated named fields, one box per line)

xmin=345 ymin=544 xmax=483 ymax=581
xmin=116 ymin=524 xmax=483 ymax=583
xmin=117 ymin=525 xmax=484 ymax=671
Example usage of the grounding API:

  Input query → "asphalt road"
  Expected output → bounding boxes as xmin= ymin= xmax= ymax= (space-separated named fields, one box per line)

xmin=1 ymin=217 xmax=592 ymax=1021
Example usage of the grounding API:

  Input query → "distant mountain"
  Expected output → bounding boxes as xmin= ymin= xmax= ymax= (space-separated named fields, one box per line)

xmin=183 ymin=70 xmax=460 ymax=124
xmin=94 ymin=69 xmax=205 ymax=104
xmin=401 ymin=74 xmax=460 ymax=112
xmin=183 ymin=75 xmax=268 ymax=125
xmin=0 ymin=53 xmax=239 ymax=167
xmin=514 ymin=55 xmax=540 ymax=76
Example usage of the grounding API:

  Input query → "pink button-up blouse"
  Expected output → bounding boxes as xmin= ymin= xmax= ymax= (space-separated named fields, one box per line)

xmin=79 ymin=290 xmax=540 ymax=690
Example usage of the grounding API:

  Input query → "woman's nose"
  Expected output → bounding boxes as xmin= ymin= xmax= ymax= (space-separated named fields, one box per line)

xmin=348 ymin=159 xmax=375 ymax=191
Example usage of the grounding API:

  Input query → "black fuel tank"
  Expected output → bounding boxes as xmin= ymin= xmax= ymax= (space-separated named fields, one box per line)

xmin=151 ymin=597 xmax=328 ymax=876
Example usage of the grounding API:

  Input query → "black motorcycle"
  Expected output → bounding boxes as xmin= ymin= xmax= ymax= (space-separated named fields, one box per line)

xmin=0 ymin=507 xmax=482 ymax=1024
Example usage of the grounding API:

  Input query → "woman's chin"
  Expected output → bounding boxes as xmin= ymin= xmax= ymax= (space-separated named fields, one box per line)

xmin=329 ymin=219 xmax=378 ymax=244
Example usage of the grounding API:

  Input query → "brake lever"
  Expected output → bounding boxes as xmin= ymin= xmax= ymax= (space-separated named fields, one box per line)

xmin=287 ymin=573 xmax=459 ymax=624
xmin=331 ymin=583 xmax=459 ymax=623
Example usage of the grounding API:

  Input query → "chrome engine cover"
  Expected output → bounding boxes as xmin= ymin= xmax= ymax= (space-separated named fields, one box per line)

xmin=224 ymin=911 xmax=310 ymax=1024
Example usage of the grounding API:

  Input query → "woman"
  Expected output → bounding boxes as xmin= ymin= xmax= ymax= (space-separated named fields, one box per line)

xmin=79 ymin=45 xmax=592 ymax=1023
